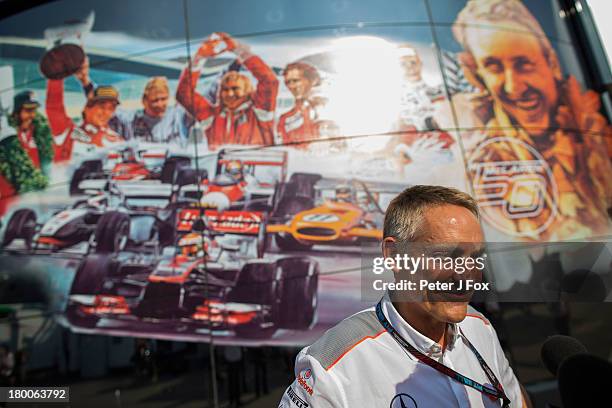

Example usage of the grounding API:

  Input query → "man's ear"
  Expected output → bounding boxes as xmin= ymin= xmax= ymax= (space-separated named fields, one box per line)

xmin=458 ymin=52 xmax=487 ymax=91
xmin=382 ymin=237 xmax=396 ymax=260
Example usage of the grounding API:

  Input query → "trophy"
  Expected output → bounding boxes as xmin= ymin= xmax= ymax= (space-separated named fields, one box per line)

xmin=39 ymin=11 xmax=94 ymax=80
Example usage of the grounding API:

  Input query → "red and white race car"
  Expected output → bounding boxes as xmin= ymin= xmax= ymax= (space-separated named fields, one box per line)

xmin=179 ymin=148 xmax=287 ymax=212
xmin=69 ymin=144 xmax=195 ymax=195
xmin=65 ymin=205 xmax=319 ymax=340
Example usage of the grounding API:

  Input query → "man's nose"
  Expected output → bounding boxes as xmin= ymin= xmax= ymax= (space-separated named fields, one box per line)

xmin=503 ymin=69 xmax=526 ymax=97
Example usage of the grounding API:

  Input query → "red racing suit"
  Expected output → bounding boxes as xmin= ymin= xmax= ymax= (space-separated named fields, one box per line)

xmin=0 ymin=175 xmax=15 ymax=216
xmin=277 ymin=99 xmax=320 ymax=148
xmin=46 ymin=79 xmax=122 ymax=162
xmin=176 ymin=55 xmax=278 ymax=150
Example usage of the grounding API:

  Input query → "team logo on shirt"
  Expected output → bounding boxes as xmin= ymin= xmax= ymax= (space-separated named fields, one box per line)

xmin=297 ymin=368 xmax=314 ymax=395
xmin=285 ymin=386 xmax=309 ymax=408
xmin=390 ymin=393 xmax=418 ymax=408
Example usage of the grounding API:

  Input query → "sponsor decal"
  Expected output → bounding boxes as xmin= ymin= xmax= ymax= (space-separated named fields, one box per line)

xmin=286 ymin=386 xmax=309 ymax=408
xmin=176 ymin=209 xmax=263 ymax=234
xmin=468 ymin=137 xmax=559 ymax=237
xmin=206 ymin=210 xmax=262 ymax=234
xmin=302 ymin=213 xmax=340 ymax=223
xmin=390 ymin=393 xmax=418 ymax=408
xmin=297 ymin=368 xmax=314 ymax=396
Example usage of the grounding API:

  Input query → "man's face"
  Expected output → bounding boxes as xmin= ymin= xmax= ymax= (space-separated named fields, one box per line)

xmin=284 ymin=68 xmax=312 ymax=101
xmin=220 ymin=77 xmax=249 ymax=111
xmin=398 ymin=205 xmax=484 ymax=324
xmin=18 ymin=107 xmax=37 ymax=131
xmin=400 ymin=54 xmax=422 ymax=82
xmin=466 ymin=24 xmax=559 ymax=136
xmin=143 ymin=88 xmax=169 ymax=118
xmin=84 ymin=101 xmax=117 ymax=127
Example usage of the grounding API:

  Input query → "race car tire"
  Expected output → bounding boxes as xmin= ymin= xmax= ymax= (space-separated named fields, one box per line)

xmin=256 ymin=215 xmax=270 ymax=258
xmin=276 ymin=257 xmax=319 ymax=330
xmin=287 ymin=172 xmax=321 ymax=200
xmin=273 ymin=195 xmax=314 ymax=252
xmin=67 ymin=254 xmax=119 ymax=329
xmin=2 ymin=209 xmax=37 ymax=249
xmin=274 ymin=194 xmax=314 ymax=219
xmin=160 ymin=156 xmax=191 ymax=184
xmin=70 ymin=253 xmax=118 ymax=295
xmin=69 ymin=160 xmax=103 ymax=195
xmin=95 ymin=211 xmax=130 ymax=253
xmin=175 ymin=167 xmax=207 ymax=188
xmin=228 ymin=262 xmax=280 ymax=339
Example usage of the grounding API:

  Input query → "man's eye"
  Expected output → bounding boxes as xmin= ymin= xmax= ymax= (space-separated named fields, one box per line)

xmin=515 ymin=58 xmax=535 ymax=73
xmin=483 ymin=59 xmax=503 ymax=74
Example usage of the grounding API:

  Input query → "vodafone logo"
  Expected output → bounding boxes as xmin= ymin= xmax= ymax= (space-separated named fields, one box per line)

xmin=208 ymin=211 xmax=262 ymax=234
xmin=297 ymin=368 xmax=314 ymax=396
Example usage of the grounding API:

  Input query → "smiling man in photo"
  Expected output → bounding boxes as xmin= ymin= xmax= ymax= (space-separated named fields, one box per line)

xmin=453 ymin=0 xmax=612 ymax=241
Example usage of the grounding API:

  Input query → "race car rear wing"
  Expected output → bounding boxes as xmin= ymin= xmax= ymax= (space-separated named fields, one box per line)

xmin=177 ymin=208 xmax=265 ymax=235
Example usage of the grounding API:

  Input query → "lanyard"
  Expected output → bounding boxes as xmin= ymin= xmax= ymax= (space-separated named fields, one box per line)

xmin=376 ymin=301 xmax=510 ymax=408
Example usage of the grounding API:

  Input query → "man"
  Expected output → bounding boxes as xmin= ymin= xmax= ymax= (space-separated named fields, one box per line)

xmin=0 ymin=91 xmax=53 ymax=202
xmin=452 ymin=0 xmax=612 ymax=240
xmin=378 ymin=44 xmax=456 ymax=181
xmin=176 ymin=32 xmax=278 ymax=150
xmin=334 ymin=184 xmax=353 ymax=203
xmin=279 ymin=185 xmax=528 ymax=407
xmin=76 ymin=58 xmax=191 ymax=143
xmin=397 ymin=44 xmax=447 ymax=135
xmin=224 ymin=160 xmax=245 ymax=183
xmin=46 ymin=60 xmax=123 ymax=162
xmin=277 ymin=61 xmax=324 ymax=148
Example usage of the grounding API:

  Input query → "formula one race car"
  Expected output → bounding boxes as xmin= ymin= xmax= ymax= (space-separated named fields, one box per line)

xmin=179 ymin=148 xmax=288 ymax=212
xmin=69 ymin=145 xmax=193 ymax=195
xmin=0 ymin=171 xmax=199 ymax=254
xmin=268 ymin=174 xmax=406 ymax=251
xmin=65 ymin=206 xmax=319 ymax=339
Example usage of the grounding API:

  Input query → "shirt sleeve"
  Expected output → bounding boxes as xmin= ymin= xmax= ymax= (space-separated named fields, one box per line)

xmin=243 ymin=55 xmax=278 ymax=116
xmin=176 ymin=66 xmax=214 ymax=121
xmin=110 ymin=109 xmax=134 ymax=140
xmin=278 ymin=348 xmax=346 ymax=408
xmin=45 ymin=79 xmax=73 ymax=136
xmin=175 ymin=104 xmax=194 ymax=142
xmin=489 ymin=325 xmax=524 ymax=408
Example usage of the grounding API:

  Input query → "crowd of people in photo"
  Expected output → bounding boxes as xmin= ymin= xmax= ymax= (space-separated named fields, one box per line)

xmin=2 ymin=0 xmax=610 ymax=242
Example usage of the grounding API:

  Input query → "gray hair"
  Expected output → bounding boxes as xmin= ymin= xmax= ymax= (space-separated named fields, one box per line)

xmin=383 ymin=185 xmax=479 ymax=243
xmin=452 ymin=0 xmax=559 ymax=72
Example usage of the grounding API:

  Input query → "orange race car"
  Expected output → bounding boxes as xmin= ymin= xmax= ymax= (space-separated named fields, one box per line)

xmin=267 ymin=174 xmax=406 ymax=251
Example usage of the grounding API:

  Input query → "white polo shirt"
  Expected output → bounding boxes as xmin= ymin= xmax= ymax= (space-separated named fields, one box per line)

xmin=278 ymin=293 xmax=523 ymax=408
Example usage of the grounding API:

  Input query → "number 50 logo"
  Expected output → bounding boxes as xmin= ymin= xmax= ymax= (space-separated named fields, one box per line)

xmin=468 ymin=137 xmax=559 ymax=237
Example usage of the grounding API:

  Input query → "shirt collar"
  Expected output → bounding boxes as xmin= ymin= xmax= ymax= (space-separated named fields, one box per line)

xmin=380 ymin=292 xmax=460 ymax=360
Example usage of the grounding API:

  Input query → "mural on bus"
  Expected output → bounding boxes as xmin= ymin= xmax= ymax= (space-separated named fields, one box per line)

xmin=0 ymin=0 xmax=610 ymax=344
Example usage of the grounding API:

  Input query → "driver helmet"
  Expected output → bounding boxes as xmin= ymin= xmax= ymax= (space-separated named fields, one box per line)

xmin=225 ymin=159 xmax=244 ymax=182
xmin=335 ymin=184 xmax=353 ymax=203
xmin=178 ymin=233 xmax=205 ymax=257
xmin=121 ymin=147 xmax=137 ymax=163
